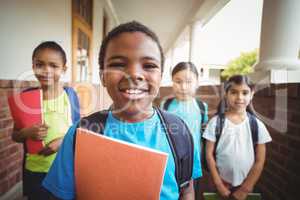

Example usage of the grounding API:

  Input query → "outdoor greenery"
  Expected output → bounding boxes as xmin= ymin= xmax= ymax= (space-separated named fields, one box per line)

xmin=221 ymin=49 xmax=258 ymax=80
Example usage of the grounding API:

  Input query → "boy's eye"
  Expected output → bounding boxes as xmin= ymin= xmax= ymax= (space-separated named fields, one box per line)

xmin=143 ymin=63 xmax=159 ymax=70
xmin=50 ymin=64 xmax=60 ymax=68
xmin=107 ymin=62 xmax=126 ymax=68
xmin=243 ymin=91 xmax=249 ymax=95
xmin=35 ymin=63 xmax=43 ymax=68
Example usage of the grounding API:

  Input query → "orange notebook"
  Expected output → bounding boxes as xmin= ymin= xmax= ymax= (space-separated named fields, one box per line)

xmin=8 ymin=89 xmax=44 ymax=154
xmin=75 ymin=128 xmax=168 ymax=200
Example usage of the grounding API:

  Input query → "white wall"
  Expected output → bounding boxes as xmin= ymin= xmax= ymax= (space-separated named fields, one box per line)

xmin=0 ymin=0 xmax=72 ymax=81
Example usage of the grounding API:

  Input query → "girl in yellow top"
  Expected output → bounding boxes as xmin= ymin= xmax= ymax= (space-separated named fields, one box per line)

xmin=12 ymin=41 xmax=80 ymax=200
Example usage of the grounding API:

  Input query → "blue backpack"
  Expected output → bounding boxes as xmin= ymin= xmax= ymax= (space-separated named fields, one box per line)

xmin=75 ymin=107 xmax=194 ymax=197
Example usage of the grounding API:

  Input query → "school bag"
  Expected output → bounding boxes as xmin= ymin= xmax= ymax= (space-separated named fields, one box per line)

xmin=75 ymin=107 xmax=194 ymax=196
xmin=163 ymin=97 xmax=206 ymax=124
xmin=202 ymin=112 xmax=258 ymax=170
xmin=163 ymin=97 xmax=207 ymax=172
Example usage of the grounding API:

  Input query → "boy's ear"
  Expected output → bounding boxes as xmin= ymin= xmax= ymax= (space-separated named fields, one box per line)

xmin=100 ymin=71 xmax=106 ymax=87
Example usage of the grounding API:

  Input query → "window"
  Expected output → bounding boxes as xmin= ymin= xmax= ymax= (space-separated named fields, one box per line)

xmin=73 ymin=0 xmax=93 ymax=27
xmin=72 ymin=0 xmax=93 ymax=82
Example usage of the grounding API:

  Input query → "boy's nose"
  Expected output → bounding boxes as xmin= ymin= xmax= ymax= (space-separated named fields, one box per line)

xmin=126 ymin=64 xmax=145 ymax=82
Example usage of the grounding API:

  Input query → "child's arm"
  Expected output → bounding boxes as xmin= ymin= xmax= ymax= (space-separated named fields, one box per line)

xmin=232 ymin=144 xmax=266 ymax=200
xmin=180 ymin=180 xmax=195 ymax=200
xmin=11 ymin=124 xmax=48 ymax=143
xmin=206 ymin=140 xmax=231 ymax=198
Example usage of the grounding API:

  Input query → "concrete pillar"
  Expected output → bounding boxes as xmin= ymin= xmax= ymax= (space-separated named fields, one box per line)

xmin=253 ymin=0 xmax=300 ymax=83
xmin=189 ymin=22 xmax=195 ymax=62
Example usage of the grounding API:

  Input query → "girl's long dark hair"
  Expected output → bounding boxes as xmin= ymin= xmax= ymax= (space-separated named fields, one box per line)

xmin=216 ymin=75 xmax=255 ymax=115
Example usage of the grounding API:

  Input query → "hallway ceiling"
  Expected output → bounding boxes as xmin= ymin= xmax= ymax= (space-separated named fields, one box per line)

xmin=110 ymin=0 xmax=204 ymax=51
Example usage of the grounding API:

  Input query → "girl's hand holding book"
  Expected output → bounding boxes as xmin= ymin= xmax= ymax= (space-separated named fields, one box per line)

xmin=19 ymin=124 xmax=48 ymax=141
xmin=231 ymin=188 xmax=248 ymax=200
xmin=38 ymin=137 xmax=63 ymax=156
xmin=216 ymin=182 xmax=231 ymax=199
xmin=29 ymin=124 xmax=48 ymax=140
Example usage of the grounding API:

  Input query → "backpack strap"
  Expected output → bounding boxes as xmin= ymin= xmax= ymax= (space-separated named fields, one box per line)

xmin=247 ymin=112 xmax=259 ymax=152
xmin=64 ymin=87 xmax=81 ymax=123
xmin=196 ymin=99 xmax=206 ymax=124
xmin=73 ymin=110 xmax=109 ymax=152
xmin=156 ymin=107 xmax=194 ymax=195
xmin=162 ymin=97 xmax=174 ymax=110
xmin=214 ymin=113 xmax=225 ymax=156
xmin=22 ymin=87 xmax=39 ymax=92
xmin=201 ymin=113 xmax=224 ymax=171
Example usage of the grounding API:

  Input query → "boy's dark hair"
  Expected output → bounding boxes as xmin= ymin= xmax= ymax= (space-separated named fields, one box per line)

xmin=32 ymin=41 xmax=67 ymax=65
xmin=217 ymin=74 xmax=255 ymax=115
xmin=171 ymin=62 xmax=199 ymax=78
xmin=98 ymin=21 xmax=165 ymax=71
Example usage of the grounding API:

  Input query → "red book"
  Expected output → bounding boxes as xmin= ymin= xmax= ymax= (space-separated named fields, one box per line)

xmin=8 ymin=89 xmax=44 ymax=154
xmin=75 ymin=128 xmax=168 ymax=200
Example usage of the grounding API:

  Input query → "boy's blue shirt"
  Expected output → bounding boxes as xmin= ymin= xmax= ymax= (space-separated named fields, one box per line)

xmin=42 ymin=110 xmax=201 ymax=200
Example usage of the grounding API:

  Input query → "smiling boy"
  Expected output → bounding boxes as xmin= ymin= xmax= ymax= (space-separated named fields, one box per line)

xmin=43 ymin=21 xmax=201 ymax=200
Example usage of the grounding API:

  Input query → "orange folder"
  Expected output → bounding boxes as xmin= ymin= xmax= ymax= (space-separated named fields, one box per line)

xmin=8 ymin=89 xmax=44 ymax=154
xmin=75 ymin=128 xmax=168 ymax=200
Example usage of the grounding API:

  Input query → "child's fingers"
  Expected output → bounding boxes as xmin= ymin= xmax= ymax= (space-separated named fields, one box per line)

xmin=39 ymin=129 xmax=48 ymax=137
xmin=38 ymin=147 xmax=50 ymax=156
xmin=32 ymin=130 xmax=47 ymax=140
xmin=38 ymin=146 xmax=54 ymax=156
xmin=40 ymin=124 xmax=49 ymax=129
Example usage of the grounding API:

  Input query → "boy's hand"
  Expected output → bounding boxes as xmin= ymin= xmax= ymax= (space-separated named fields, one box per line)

xmin=231 ymin=187 xmax=248 ymax=200
xmin=38 ymin=137 xmax=63 ymax=156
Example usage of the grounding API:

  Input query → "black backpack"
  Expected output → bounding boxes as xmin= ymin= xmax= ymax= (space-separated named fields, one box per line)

xmin=202 ymin=112 xmax=258 ymax=170
xmin=74 ymin=107 xmax=194 ymax=196
xmin=163 ymin=97 xmax=206 ymax=124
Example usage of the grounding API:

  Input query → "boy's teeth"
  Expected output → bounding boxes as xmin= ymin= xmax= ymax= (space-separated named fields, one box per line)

xmin=125 ymin=89 xmax=142 ymax=94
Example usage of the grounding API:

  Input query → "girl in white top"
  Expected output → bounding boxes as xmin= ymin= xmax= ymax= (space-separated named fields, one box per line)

xmin=203 ymin=75 xmax=271 ymax=200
